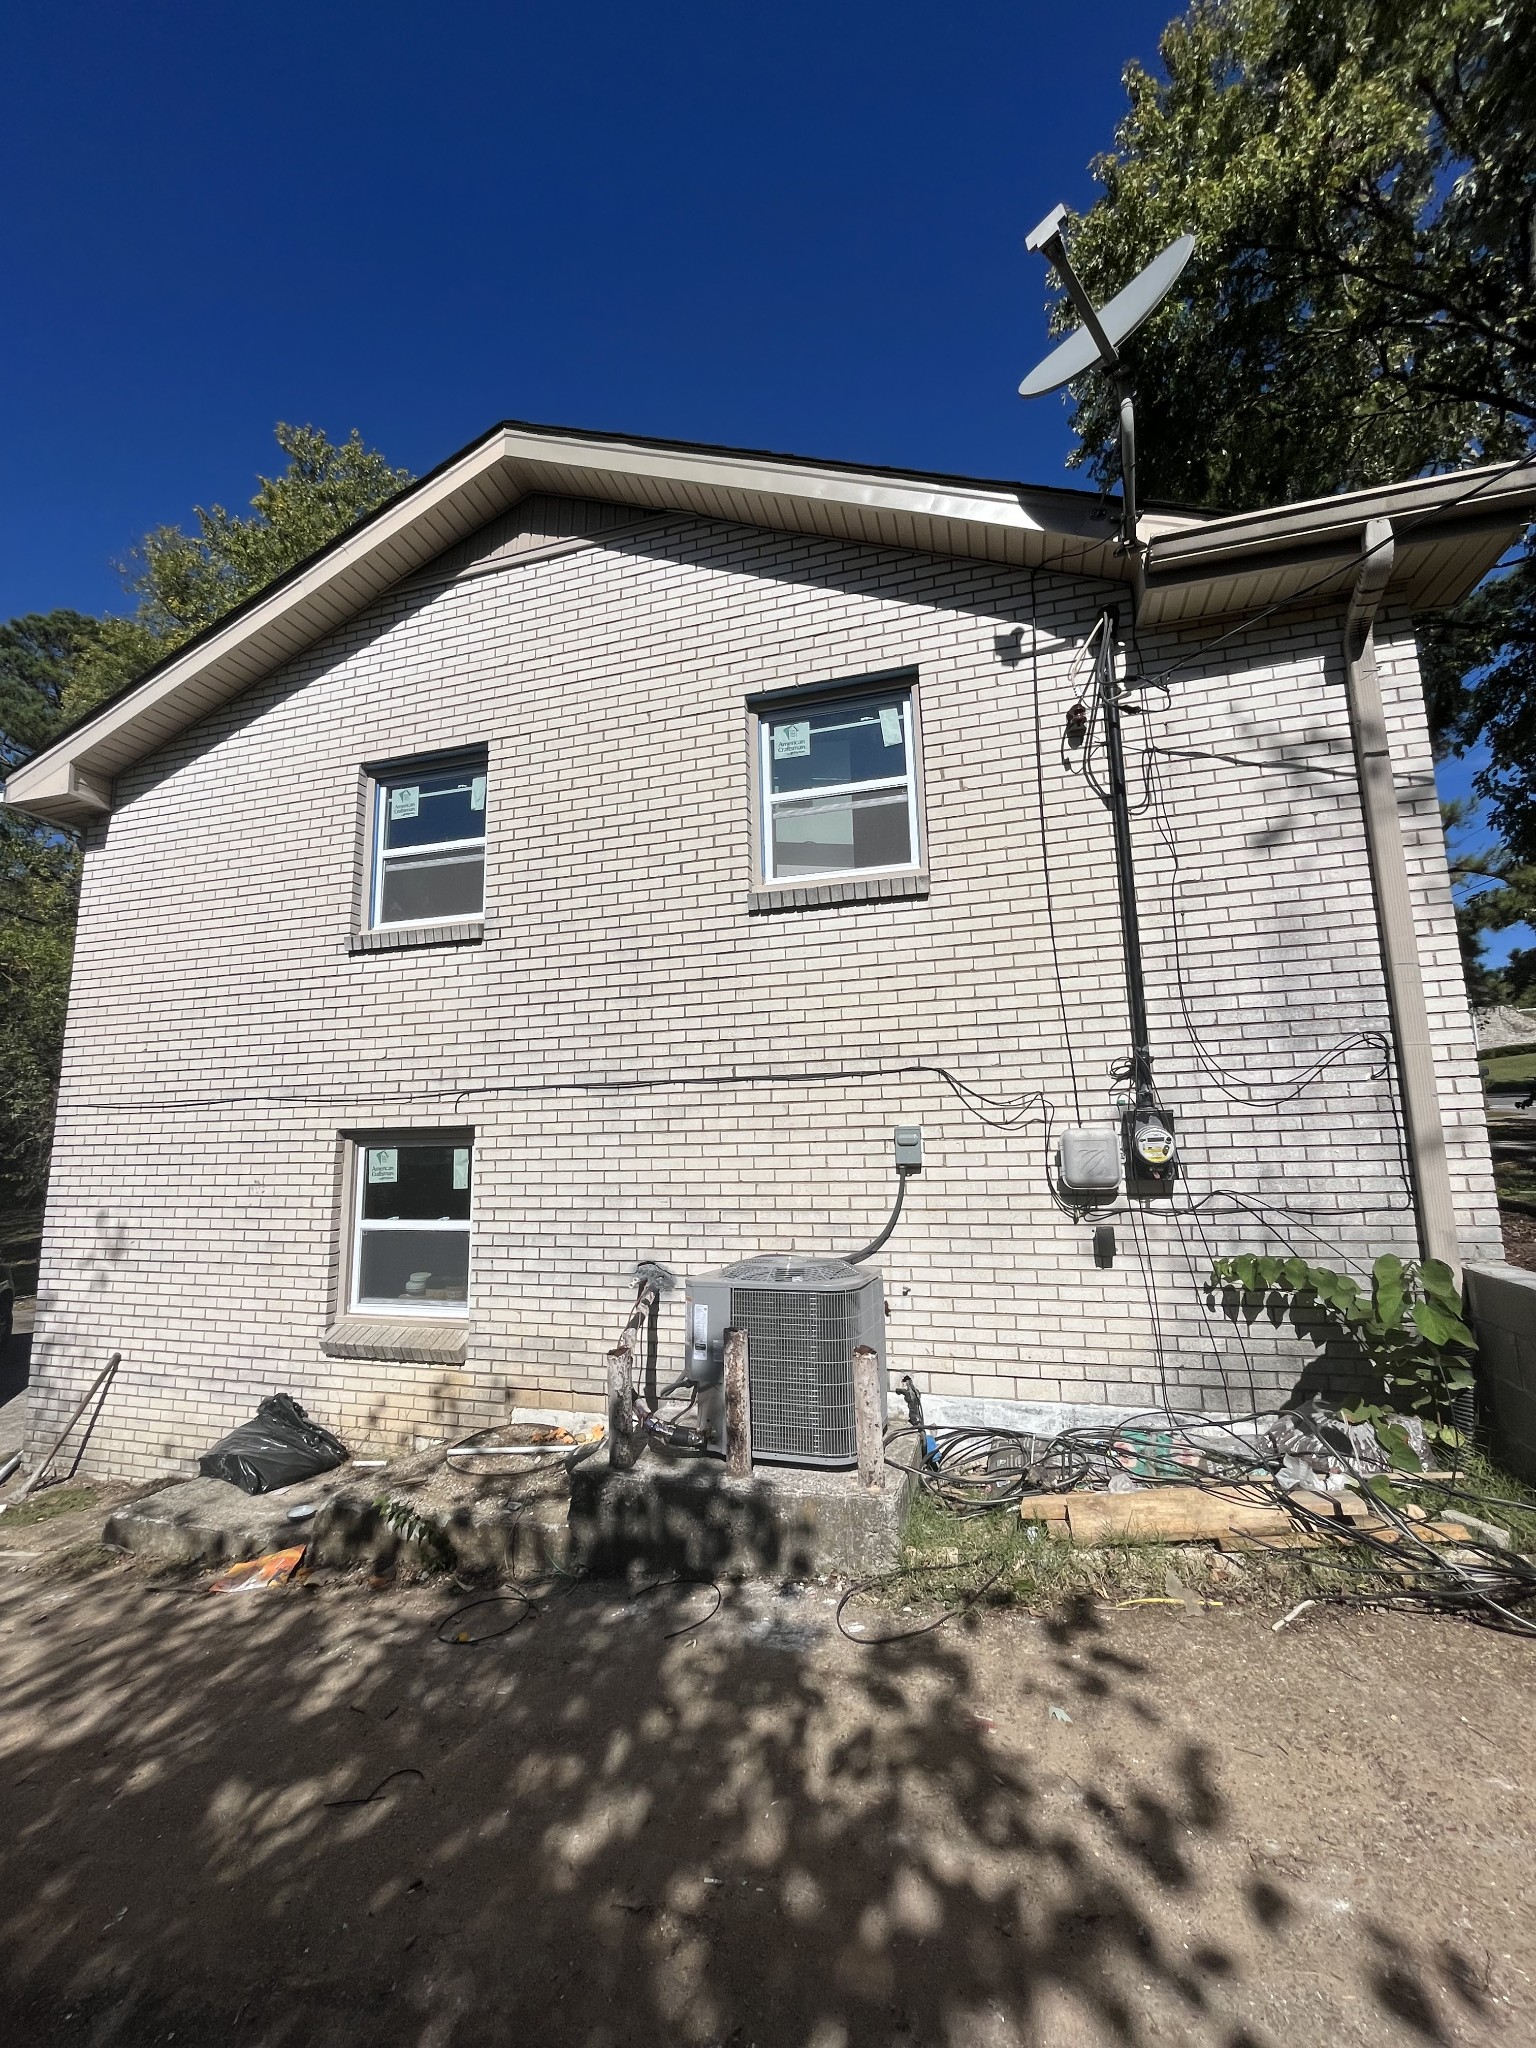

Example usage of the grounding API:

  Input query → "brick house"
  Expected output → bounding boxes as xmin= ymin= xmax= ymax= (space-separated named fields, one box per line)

xmin=6 ymin=423 xmax=1533 ymax=1480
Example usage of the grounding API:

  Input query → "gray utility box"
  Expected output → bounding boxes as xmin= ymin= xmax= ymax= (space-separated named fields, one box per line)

xmin=686 ymin=1256 xmax=887 ymax=1468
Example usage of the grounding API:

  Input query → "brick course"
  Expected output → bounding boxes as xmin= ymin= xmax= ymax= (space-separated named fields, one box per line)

xmin=24 ymin=498 xmax=1499 ymax=1478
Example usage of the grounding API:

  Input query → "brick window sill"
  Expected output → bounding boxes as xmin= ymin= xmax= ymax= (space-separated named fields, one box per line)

xmin=747 ymin=871 xmax=930 ymax=915
xmin=349 ymin=920 xmax=483 ymax=955
xmin=321 ymin=1315 xmax=468 ymax=1363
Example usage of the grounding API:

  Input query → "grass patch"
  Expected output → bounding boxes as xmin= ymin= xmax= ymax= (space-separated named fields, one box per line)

xmin=1432 ymin=1447 xmax=1536 ymax=1551
xmin=890 ymin=1468 xmax=1536 ymax=1618
xmin=1482 ymin=1047 xmax=1536 ymax=1086
xmin=890 ymin=1492 xmax=1318 ymax=1613
xmin=0 ymin=1485 xmax=100 ymax=1528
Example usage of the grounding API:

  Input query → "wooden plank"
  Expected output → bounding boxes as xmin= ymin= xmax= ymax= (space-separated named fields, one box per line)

xmin=852 ymin=1345 xmax=884 ymax=1493
xmin=1065 ymin=1486 xmax=1297 ymax=1546
xmin=723 ymin=1328 xmax=751 ymax=1480
xmin=1017 ymin=1493 xmax=1073 ymax=1525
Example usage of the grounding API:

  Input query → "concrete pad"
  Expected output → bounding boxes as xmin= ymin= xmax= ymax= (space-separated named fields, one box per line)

xmin=104 ymin=1470 xmax=574 ymax=1575
xmin=569 ymin=1451 xmax=916 ymax=1579
xmin=103 ymin=1475 xmax=337 ymax=1565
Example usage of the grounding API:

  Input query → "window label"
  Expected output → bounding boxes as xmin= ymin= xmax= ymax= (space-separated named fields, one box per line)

xmin=367 ymin=1147 xmax=399 ymax=1184
xmin=879 ymin=706 xmax=903 ymax=747
xmin=389 ymin=786 xmax=420 ymax=821
xmin=470 ymin=774 xmax=487 ymax=813
xmin=453 ymin=1148 xmax=470 ymax=1190
xmin=773 ymin=721 xmax=811 ymax=760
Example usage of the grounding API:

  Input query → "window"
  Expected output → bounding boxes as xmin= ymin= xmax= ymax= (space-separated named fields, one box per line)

xmin=350 ymin=1136 xmax=473 ymax=1316
xmin=368 ymin=755 xmax=486 ymax=929
xmin=757 ymin=684 xmax=921 ymax=885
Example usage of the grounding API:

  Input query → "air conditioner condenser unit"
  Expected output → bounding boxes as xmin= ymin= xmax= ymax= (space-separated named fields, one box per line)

xmin=685 ymin=1256 xmax=887 ymax=1469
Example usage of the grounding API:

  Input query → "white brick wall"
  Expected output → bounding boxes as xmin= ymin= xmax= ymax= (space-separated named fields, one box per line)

xmin=25 ymin=500 xmax=1499 ymax=1478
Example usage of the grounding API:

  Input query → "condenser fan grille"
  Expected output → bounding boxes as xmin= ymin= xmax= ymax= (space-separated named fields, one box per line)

xmin=730 ymin=1285 xmax=858 ymax=1463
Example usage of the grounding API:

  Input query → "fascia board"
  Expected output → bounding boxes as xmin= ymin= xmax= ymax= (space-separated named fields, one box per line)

xmin=1140 ymin=461 xmax=1536 ymax=626
xmin=3 ymin=432 xmax=524 ymax=820
xmin=2 ymin=427 xmax=1134 ymax=823
xmin=10 ymin=421 xmax=1527 ymax=824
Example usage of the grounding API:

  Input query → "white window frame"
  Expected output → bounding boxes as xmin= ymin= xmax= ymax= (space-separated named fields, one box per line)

xmin=756 ymin=688 xmax=922 ymax=887
xmin=368 ymin=761 xmax=487 ymax=932
xmin=349 ymin=1136 xmax=473 ymax=1320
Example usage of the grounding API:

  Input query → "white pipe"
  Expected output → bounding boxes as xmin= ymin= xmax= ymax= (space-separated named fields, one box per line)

xmin=1342 ymin=519 xmax=1461 ymax=1273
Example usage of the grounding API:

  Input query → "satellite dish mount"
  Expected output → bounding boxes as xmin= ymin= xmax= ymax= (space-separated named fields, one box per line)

xmin=1018 ymin=205 xmax=1194 ymax=554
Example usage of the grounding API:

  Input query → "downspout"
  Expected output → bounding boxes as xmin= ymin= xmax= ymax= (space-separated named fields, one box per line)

xmin=1342 ymin=517 xmax=1461 ymax=1273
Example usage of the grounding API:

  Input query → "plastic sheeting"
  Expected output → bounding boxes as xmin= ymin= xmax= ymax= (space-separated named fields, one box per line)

xmin=198 ymin=1394 xmax=349 ymax=1495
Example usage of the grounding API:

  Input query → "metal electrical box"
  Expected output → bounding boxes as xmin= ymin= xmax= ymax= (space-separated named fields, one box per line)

xmin=1057 ymin=1126 xmax=1121 ymax=1197
xmin=685 ymin=1256 xmax=887 ymax=1468
xmin=892 ymin=1124 xmax=924 ymax=1172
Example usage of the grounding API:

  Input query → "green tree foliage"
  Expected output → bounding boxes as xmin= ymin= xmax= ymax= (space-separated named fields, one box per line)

xmin=1060 ymin=0 xmax=1536 ymax=865
xmin=60 ymin=423 xmax=413 ymax=723
xmin=1445 ymin=798 xmax=1536 ymax=1004
xmin=0 ymin=813 xmax=79 ymax=1211
xmin=0 ymin=424 xmax=411 ymax=1218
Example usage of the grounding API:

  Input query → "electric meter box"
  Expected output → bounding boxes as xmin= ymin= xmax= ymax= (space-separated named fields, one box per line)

xmin=1058 ymin=1126 xmax=1121 ymax=1196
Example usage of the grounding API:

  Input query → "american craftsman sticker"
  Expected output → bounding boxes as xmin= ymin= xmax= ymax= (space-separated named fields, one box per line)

xmin=453 ymin=1148 xmax=470 ymax=1190
xmin=367 ymin=1148 xmax=398 ymax=1184
xmin=879 ymin=705 xmax=903 ymax=747
xmin=470 ymin=774 xmax=487 ymax=812
xmin=390 ymin=786 xmax=420 ymax=821
xmin=773 ymin=721 xmax=811 ymax=760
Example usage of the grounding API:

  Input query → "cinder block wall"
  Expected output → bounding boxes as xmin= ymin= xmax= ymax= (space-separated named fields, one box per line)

xmin=25 ymin=500 xmax=1499 ymax=1478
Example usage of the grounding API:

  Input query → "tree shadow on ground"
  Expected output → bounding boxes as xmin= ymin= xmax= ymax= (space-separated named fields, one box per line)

xmin=0 ymin=1569 xmax=1504 ymax=2048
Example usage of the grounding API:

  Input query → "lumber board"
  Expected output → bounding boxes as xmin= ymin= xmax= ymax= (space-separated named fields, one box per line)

xmin=1016 ymin=1482 xmax=1473 ymax=1551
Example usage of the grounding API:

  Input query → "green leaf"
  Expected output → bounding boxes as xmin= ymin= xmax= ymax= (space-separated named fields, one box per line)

xmin=1372 ymin=1253 xmax=1405 ymax=1290
xmin=1256 ymin=1256 xmax=1283 ymax=1289
xmin=1376 ymin=1422 xmax=1422 ymax=1475
xmin=1410 ymin=1302 xmax=1459 ymax=1347
xmin=1418 ymin=1259 xmax=1463 ymax=1312
xmin=1233 ymin=1255 xmax=1260 ymax=1291
xmin=1282 ymin=1257 xmax=1309 ymax=1289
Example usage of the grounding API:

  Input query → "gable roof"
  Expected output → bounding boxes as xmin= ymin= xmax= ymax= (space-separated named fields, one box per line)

xmin=6 ymin=419 xmax=1534 ymax=825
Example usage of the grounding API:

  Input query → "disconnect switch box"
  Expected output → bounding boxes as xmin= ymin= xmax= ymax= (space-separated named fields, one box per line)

xmin=893 ymin=1125 xmax=924 ymax=1173
xmin=1057 ymin=1127 xmax=1121 ymax=1197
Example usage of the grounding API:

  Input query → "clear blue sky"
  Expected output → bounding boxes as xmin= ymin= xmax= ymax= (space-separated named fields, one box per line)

xmin=2 ymin=1 xmax=1523 ymax=961
xmin=0 ymin=0 xmax=1165 ymax=621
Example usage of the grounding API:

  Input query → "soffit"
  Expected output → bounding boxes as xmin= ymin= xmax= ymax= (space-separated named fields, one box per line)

xmin=5 ymin=423 xmax=1532 ymax=824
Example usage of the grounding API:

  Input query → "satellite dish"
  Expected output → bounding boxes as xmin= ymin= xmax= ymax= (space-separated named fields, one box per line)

xmin=1017 ymin=207 xmax=1196 ymax=551
xmin=1019 ymin=231 xmax=1196 ymax=397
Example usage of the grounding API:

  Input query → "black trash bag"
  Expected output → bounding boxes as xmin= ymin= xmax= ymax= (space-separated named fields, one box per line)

xmin=198 ymin=1393 xmax=350 ymax=1495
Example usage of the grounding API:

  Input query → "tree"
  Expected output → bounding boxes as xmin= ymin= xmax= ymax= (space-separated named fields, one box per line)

xmin=1058 ymin=0 xmax=1536 ymax=869
xmin=0 ymin=424 xmax=412 ymax=1218
xmin=1444 ymin=799 xmax=1536 ymax=1004
xmin=60 ymin=423 xmax=413 ymax=722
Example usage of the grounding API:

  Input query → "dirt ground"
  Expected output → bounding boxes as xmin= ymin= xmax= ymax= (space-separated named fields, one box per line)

xmin=1 ymin=1556 xmax=1533 ymax=2048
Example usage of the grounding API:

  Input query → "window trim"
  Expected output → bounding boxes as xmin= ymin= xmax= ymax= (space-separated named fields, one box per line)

xmin=344 ymin=1129 xmax=475 ymax=1321
xmin=747 ymin=669 xmax=927 ymax=898
xmin=362 ymin=747 xmax=488 ymax=935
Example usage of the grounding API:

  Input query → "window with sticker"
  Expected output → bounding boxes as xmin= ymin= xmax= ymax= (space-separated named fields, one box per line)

xmin=757 ymin=688 xmax=920 ymax=883
xmin=350 ymin=1136 xmax=473 ymax=1314
xmin=369 ymin=754 xmax=487 ymax=928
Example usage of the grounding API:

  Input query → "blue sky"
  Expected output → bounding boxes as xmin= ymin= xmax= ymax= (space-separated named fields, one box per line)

xmin=1 ymin=2 xmax=1523 ymax=960
xmin=0 ymin=0 xmax=1163 ymax=620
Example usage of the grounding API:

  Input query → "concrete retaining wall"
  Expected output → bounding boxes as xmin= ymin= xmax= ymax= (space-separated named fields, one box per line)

xmin=1465 ymin=1262 xmax=1536 ymax=1483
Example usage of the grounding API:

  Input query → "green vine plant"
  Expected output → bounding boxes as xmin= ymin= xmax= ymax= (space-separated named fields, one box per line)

xmin=1207 ymin=1252 xmax=1477 ymax=1473
xmin=374 ymin=1494 xmax=454 ymax=1572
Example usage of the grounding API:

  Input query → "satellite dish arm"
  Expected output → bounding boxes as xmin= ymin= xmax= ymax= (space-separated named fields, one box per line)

xmin=1030 ymin=214 xmax=1120 ymax=372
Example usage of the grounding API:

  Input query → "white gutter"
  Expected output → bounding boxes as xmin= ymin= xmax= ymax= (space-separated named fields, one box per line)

xmin=1342 ymin=517 xmax=1460 ymax=1273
